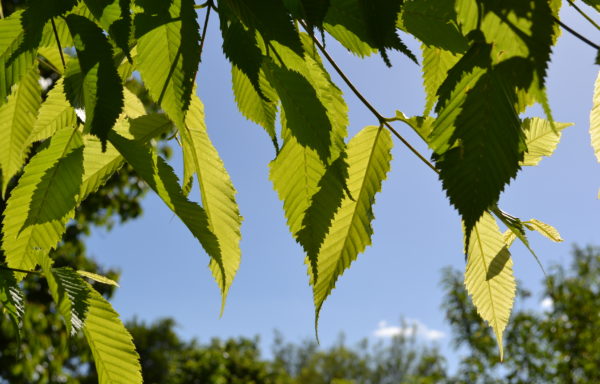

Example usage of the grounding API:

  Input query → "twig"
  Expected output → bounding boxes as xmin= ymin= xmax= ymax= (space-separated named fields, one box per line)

xmin=0 ymin=265 xmax=41 ymax=275
xmin=199 ymin=2 xmax=212 ymax=62
xmin=299 ymin=20 xmax=439 ymax=174
xmin=553 ymin=16 xmax=600 ymax=50
xmin=567 ymin=0 xmax=600 ymax=32
xmin=157 ymin=46 xmax=181 ymax=106
xmin=51 ymin=18 xmax=67 ymax=70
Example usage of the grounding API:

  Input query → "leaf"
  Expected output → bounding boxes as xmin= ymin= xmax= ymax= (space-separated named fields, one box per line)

xmin=83 ymin=288 xmax=142 ymax=383
xmin=231 ymin=65 xmax=279 ymax=147
xmin=134 ymin=0 xmax=200 ymax=127
xmin=590 ymin=70 xmax=600 ymax=162
xmin=180 ymin=95 xmax=243 ymax=313
xmin=77 ymin=270 xmax=120 ymax=287
xmin=393 ymin=111 xmax=435 ymax=143
xmin=323 ymin=0 xmax=376 ymax=57
xmin=300 ymin=0 xmax=331 ymax=31
xmin=221 ymin=0 xmax=303 ymax=56
xmin=0 ymin=269 xmax=25 ymax=337
xmin=311 ymin=126 xmax=393 ymax=324
xmin=0 ymin=67 xmax=41 ymax=196
xmin=108 ymin=132 xmax=225 ymax=297
xmin=523 ymin=218 xmax=563 ymax=243
xmin=433 ymin=55 xmax=527 ymax=242
xmin=264 ymin=62 xmax=333 ymax=163
xmin=38 ymin=253 xmax=90 ymax=336
xmin=464 ymin=212 xmax=516 ymax=361
xmin=357 ymin=0 xmax=417 ymax=65
xmin=401 ymin=0 xmax=468 ymax=53
xmin=83 ymin=0 xmax=133 ymax=58
xmin=28 ymin=78 xmax=77 ymax=145
xmin=521 ymin=118 xmax=572 ymax=166
xmin=0 ymin=10 xmax=36 ymax=106
xmin=2 ymin=128 xmax=83 ymax=278
xmin=421 ymin=45 xmax=460 ymax=116
xmin=64 ymin=14 xmax=124 ymax=147
xmin=582 ymin=0 xmax=600 ymax=12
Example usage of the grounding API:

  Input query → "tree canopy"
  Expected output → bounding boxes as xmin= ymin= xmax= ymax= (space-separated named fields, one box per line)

xmin=1 ymin=0 xmax=599 ymax=381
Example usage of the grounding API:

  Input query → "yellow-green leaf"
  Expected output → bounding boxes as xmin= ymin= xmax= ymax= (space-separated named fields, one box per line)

xmin=521 ymin=118 xmax=572 ymax=166
xmin=523 ymin=218 xmax=563 ymax=243
xmin=77 ymin=270 xmax=120 ymax=287
xmin=464 ymin=212 xmax=516 ymax=361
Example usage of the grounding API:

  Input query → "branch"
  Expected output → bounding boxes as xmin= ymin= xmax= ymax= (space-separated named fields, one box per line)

xmin=566 ymin=0 xmax=600 ymax=32
xmin=0 ymin=265 xmax=41 ymax=275
xmin=299 ymin=21 xmax=439 ymax=174
xmin=199 ymin=2 xmax=212 ymax=63
xmin=553 ymin=16 xmax=600 ymax=50
xmin=51 ymin=18 xmax=66 ymax=70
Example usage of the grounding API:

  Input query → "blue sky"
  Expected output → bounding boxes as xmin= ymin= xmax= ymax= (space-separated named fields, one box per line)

xmin=87 ymin=5 xmax=599 ymax=365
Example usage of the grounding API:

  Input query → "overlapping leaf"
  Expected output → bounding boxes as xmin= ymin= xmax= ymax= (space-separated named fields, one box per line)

xmin=0 ymin=67 xmax=41 ymax=196
xmin=180 ymin=95 xmax=242 ymax=312
xmin=311 ymin=126 xmax=392 ymax=322
xmin=464 ymin=212 xmax=516 ymax=361
xmin=83 ymin=0 xmax=132 ymax=58
xmin=421 ymin=46 xmax=461 ymax=116
xmin=28 ymin=78 xmax=76 ymax=145
xmin=108 ymin=132 xmax=225 ymax=296
xmin=2 ymin=128 xmax=83 ymax=278
xmin=323 ymin=0 xmax=376 ymax=57
xmin=134 ymin=0 xmax=199 ymax=127
xmin=64 ymin=14 xmax=124 ymax=147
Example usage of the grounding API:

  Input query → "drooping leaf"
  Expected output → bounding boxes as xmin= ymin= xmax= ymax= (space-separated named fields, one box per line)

xmin=0 ymin=269 xmax=24 ymax=337
xmin=221 ymin=0 xmax=303 ymax=56
xmin=38 ymin=253 xmax=90 ymax=336
xmin=64 ymin=14 xmax=124 ymax=147
xmin=77 ymin=270 xmax=120 ymax=287
xmin=180 ymin=94 xmax=243 ymax=313
xmin=0 ymin=10 xmax=36 ymax=105
xmin=357 ymin=0 xmax=417 ymax=65
xmin=83 ymin=0 xmax=133 ymax=58
xmin=83 ymin=288 xmax=142 ymax=384
xmin=590 ymin=70 xmax=600 ymax=162
xmin=523 ymin=218 xmax=563 ymax=243
xmin=464 ymin=212 xmax=516 ymax=361
xmin=300 ymin=0 xmax=331 ymax=31
xmin=231 ymin=65 xmax=279 ymax=147
xmin=323 ymin=0 xmax=376 ymax=57
xmin=311 ymin=126 xmax=392 ymax=324
xmin=2 ymin=128 xmax=83 ymax=278
xmin=0 ymin=67 xmax=41 ymax=196
xmin=521 ymin=117 xmax=572 ymax=166
xmin=134 ymin=0 xmax=200 ymax=127
xmin=108 ymin=132 xmax=225 ymax=296
xmin=27 ymin=78 xmax=76 ymax=145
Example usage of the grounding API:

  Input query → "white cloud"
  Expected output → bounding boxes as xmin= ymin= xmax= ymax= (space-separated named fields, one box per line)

xmin=373 ymin=319 xmax=445 ymax=341
xmin=540 ymin=297 xmax=554 ymax=311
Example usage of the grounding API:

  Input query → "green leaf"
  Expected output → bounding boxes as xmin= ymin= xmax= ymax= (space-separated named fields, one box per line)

xmin=83 ymin=0 xmax=133 ymax=58
xmin=38 ymin=253 xmax=90 ymax=336
xmin=0 ymin=67 xmax=41 ymax=196
xmin=108 ymin=132 xmax=225 ymax=297
xmin=28 ymin=78 xmax=76 ymax=145
xmin=77 ymin=270 xmax=120 ymax=287
xmin=231 ymin=65 xmax=279 ymax=147
xmin=300 ymin=0 xmax=331 ymax=31
xmin=464 ymin=212 xmax=516 ymax=361
xmin=323 ymin=0 xmax=376 ymax=57
xmin=180 ymin=95 xmax=243 ymax=313
xmin=523 ymin=218 xmax=563 ymax=243
xmin=590 ymin=70 xmax=600 ymax=162
xmin=134 ymin=0 xmax=200 ymax=127
xmin=393 ymin=111 xmax=435 ymax=143
xmin=401 ymin=0 xmax=468 ymax=53
xmin=581 ymin=0 xmax=600 ymax=12
xmin=311 ymin=126 xmax=392 ymax=324
xmin=221 ymin=0 xmax=303 ymax=56
xmin=0 ymin=10 xmax=36 ymax=106
xmin=64 ymin=14 xmax=124 ymax=147
xmin=2 ymin=128 xmax=83 ymax=278
xmin=0 ymin=269 xmax=24 ymax=337
xmin=421 ymin=45 xmax=460 ymax=116
xmin=521 ymin=118 xmax=572 ymax=166
xmin=357 ymin=0 xmax=417 ymax=65
xmin=83 ymin=288 xmax=142 ymax=383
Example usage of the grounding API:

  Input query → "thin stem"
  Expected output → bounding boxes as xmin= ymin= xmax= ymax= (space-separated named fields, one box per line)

xmin=199 ymin=2 xmax=212 ymax=63
xmin=37 ymin=56 xmax=62 ymax=75
xmin=567 ymin=0 xmax=600 ymax=32
xmin=553 ymin=16 xmax=600 ymax=50
xmin=0 ymin=265 xmax=41 ymax=275
xmin=157 ymin=46 xmax=182 ymax=106
xmin=299 ymin=21 xmax=439 ymax=174
xmin=51 ymin=18 xmax=67 ymax=70
xmin=194 ymin=1 xmax=209 ymax=9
